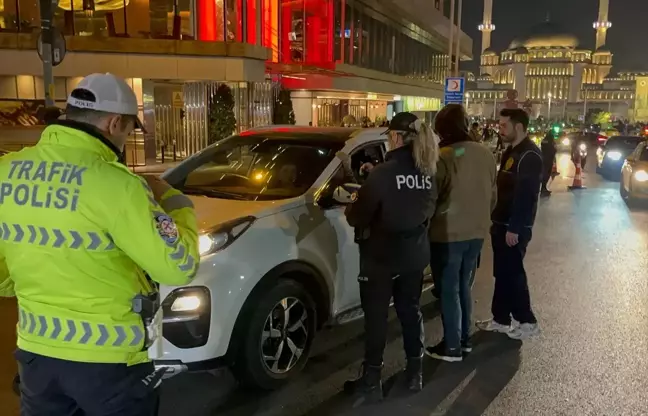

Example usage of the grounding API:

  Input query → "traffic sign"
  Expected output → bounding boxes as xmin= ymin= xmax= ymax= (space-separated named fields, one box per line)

xmin=172 ymin=92 xmax=184 ymax=108
xmin=37 ymin=27 xmax=66 ymax=67
xmin=444 ymin=77 xmax=465 ymax=106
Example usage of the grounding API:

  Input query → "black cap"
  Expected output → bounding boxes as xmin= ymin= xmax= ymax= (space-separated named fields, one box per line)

xmin=382 ymin=112 xmax=419 ymax=135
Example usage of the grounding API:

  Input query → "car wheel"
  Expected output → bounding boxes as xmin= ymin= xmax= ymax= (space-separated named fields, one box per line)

xmin=233 ymin=279 xmax=316 ymax=390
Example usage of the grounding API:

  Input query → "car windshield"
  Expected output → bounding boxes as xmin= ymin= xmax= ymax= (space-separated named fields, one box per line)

xmin=605 ymin=136 xmax=644 ymax=150
xmin=167 ymin=135 xmax=342 ymax=201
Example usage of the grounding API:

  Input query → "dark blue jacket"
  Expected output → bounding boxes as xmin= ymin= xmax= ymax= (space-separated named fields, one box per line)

xmin=344 ymin=145 xmax=437 ymax=275
xmin=491 ymin=137 xmax=543 ymax=234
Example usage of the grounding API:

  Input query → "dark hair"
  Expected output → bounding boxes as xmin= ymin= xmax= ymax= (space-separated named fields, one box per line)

xmin=65 ymin=88 xmax=134 ymax=129
xmin=500 ymin=108 xmax=530 ymax=132
xmin=434 ymin=104 xmax=470 ymax=145
xmin=471 ymin=122 xmax=479 ymax=128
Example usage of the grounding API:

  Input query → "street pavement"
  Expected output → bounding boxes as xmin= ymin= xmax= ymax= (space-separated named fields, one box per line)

xmin=3 ymin=152 xmax=648 ymax=415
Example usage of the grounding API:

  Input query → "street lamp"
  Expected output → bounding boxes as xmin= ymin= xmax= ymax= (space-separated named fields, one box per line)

xmin=547 ymin=92 xmax=553 ymax=120
xmin=465 ymin=93 xmax=470 ymax=111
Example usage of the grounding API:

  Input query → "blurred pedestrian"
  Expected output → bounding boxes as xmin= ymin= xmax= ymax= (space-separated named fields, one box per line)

xmin=540 ymin=130 xmax=557 ymax=196
xmin=0 ymin=73 xmax=200 ymax=415
xmin=342 ymin=112 xmax=439 ymax=404
xmin=425 ymin=104 xmax=497 ymax=362
xmin=477 ymin=108 xmax=542 ymax=340
xmin=469 ymin=122 xmax=481 ymax=142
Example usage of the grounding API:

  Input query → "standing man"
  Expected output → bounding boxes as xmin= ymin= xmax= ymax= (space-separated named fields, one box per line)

xmin=425 ymin=104 xmax=497 ymax=362
xmin=477 ymin=108 xmax=542 ymax=340
xmin=469 ymin=122 xmax=481 ymax=142
xmin=0 ymin=73 xmax=199 ymax=415
xmin=540 ymin=130 xmax=557 ymax=196
xmin=342 ymin=112 xmax=439 ymax=404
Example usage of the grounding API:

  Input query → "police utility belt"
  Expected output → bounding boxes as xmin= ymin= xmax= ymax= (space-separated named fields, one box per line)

xmin=132 ymin=291 xmax=163 ymax=359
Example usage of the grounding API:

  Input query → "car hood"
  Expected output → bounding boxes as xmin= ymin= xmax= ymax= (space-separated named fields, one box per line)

xmin=186 ymin=195 xmax=302 ymax=232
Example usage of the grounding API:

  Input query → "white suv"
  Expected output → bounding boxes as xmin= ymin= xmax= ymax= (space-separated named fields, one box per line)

xmin=155 ymin=126 xmax=434 ymax=389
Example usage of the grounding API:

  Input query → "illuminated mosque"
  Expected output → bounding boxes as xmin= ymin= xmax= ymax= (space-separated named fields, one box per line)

xmin=465 ymin=0 xmax=648 ymax=121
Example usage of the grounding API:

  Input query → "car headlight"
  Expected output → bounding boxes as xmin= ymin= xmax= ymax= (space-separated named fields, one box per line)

xmin=562 ymin=138 xmax=571 ymax=146
xmin=579 ymin=143 xmax=587 ymax=151
xmin=198 ymin=216 xmax=255 ymax=257
xmin=606 ymin=151 xmax=623 ymax=161
xmin=635 ymin=170 xmax=648 ymax=182
xmin=171 ymin=295 xmax=202 ymax=312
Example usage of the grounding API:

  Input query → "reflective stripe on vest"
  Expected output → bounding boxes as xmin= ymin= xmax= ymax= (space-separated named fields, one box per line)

xmin=18 ymin=308 xmax=144 ymax=347
xmin=0 ymin=223 xmax=116 ymax=251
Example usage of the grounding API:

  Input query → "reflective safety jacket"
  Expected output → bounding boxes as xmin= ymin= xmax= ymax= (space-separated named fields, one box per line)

xmin=0 ymin=122 xmax=199 ymax=366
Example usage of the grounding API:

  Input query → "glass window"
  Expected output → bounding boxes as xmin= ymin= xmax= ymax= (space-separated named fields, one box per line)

xmin=333 ymin=0 xmax=342 ymax=61
xmin=344 ymin=2 xmax=352 ymax=64
xmin=171 ymin=135 xmax=343 ymax=201
xmin=353 ymin=5 xmax=361 ymax=65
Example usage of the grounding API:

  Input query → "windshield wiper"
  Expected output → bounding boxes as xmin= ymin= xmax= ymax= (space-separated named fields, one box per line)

xmin=181 ymin=187 xmax=248 ymax=200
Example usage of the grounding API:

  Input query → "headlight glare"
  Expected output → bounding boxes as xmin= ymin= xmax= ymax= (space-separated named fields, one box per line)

xmin=562 ymin=138 xmax=571 ymax=146
xmin=579 ymin=143 xmax=587 ymax=151
xmin=198 ymin=232 xmax=228 ymax=256
xmin=170 ymin=295 xmax=201 ymax=312
xmin=635 ymin=170 xmax=648 ymax=182
xmin=607 ymin=151 xmax=623 ymax=161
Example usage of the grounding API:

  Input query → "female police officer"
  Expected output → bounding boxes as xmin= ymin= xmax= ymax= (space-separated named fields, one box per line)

xmin=342 ymin=112 xmax=439 ymax=404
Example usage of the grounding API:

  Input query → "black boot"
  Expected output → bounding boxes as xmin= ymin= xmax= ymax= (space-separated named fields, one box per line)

xmin=404 ymin=357 xmax=423 ymax=392
xmin=343 ymin=363 xmax=383 ymax=404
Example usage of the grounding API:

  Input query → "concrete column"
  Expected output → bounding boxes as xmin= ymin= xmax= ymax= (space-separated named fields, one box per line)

xmin=142 ymin=79 xmax=157 ymax=165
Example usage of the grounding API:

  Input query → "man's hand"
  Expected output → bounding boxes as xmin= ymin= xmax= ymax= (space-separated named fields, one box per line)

xmin=360 ymin=162 xmax=375 ymax=174
xmin=505 ymin=231 xmax=519 ymax=247
xmin=142 ymin=175 xmax=173 ymax=202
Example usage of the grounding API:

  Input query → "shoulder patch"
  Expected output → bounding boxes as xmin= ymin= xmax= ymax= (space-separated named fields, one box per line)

xmin=454 ymin=147 xmax=466 ymax=157
xmin=155 ymin=214 xmax=179 ymax=244
xmin=504 ymin=157 xmax=515 ymax=171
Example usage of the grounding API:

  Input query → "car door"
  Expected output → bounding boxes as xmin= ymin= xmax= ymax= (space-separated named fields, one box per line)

xmin=622 ymin=143 xmax=643 ymax=187
xmin=317 ymin=141 xmax=387 ymax=315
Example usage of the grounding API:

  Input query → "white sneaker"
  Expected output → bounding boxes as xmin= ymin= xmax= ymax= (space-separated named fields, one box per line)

xmin=475 ymin=319 xmax=512 ymax=333
xmin=507 ymin=323 xmax=541 ymax=340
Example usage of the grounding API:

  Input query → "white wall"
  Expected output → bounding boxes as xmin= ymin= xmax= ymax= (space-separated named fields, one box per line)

xmin=291 ymin=91 xmax=315 ymax=126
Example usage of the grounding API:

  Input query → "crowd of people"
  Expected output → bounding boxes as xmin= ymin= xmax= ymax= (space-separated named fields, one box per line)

xmin=0 ymin=72 xmax=546 ymax=413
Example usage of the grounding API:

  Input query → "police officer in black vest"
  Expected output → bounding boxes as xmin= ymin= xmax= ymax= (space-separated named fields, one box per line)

xmin=477 ymin=108 xmax=542 ymax=341
xmin=341 ymin=112 xmax=439 ymax=404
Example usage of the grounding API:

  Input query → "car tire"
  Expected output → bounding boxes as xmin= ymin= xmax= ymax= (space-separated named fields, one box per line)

xmin=620 ymin=181 xmax=636 ymax=206
xmin=232 ymin=279 xmax=316 ymax=390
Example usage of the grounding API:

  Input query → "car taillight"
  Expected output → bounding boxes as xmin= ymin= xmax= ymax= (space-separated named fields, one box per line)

xmin=597 ymin=135 xmax=607 ymax=143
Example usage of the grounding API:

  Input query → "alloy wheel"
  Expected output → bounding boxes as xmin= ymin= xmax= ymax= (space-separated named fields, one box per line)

xmin=260 ymin=297 xmax=309 ymax=374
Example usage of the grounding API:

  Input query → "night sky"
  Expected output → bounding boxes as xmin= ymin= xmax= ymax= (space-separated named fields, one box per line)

xmin=461 ymin=0 xmax=648 ymax=72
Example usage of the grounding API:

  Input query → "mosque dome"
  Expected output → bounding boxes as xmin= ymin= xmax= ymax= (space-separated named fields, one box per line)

xmin=482 ymin=48 xmax=497 ymax=55
xmin=509 ymin=21 xmax=579 ymax=49
xmin=514 ymin=46 xmax=529 ymax=54
xmin=595 ymin=45 xmax=612 ymax=53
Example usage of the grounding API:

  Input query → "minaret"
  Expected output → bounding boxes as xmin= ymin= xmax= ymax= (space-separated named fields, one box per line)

xmin=593 ymin=0 xmax=612 ymax=49
xmin=478 ymin=0 xmax=495 ymax=53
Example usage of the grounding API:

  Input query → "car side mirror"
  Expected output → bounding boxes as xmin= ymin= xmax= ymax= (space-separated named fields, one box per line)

xmin=333 ymin=183 xmax=361 ymax=205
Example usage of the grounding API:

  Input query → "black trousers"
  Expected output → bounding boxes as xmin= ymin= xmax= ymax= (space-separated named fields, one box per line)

xmin=15 ymin=349 xmax=160 ymax=416
xmin=490 ymin=225 xmax=537 ymax=325
xmin=360 ymin=269 xmax=425 ymax=366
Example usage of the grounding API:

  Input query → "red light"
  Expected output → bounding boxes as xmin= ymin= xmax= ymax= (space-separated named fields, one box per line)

xmin=597 ymin=135 xmax=607 ymax=142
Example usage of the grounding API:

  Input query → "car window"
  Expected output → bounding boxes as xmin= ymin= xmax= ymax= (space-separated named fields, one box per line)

xmin=638 ymin=145 xmax=648 ymax=162
xmin=168 ymin=135 xmax=343 ymax=201
xmin=605 ymin=136 xmax=644 ymax=150
xmin=322 ymin=142 xmax=387 ymax=196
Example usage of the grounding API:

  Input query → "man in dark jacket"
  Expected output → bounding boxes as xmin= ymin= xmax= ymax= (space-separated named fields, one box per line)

xmin=477 ymin=108 xmax=542 ymax=341
xmin=342 ymin=112 xmax=438 ymax=404
xmin=540 ymin=130 xmax=557 ymax=196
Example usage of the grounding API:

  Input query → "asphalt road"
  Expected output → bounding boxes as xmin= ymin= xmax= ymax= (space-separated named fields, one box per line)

xmin=3 ymin=152 xmax=648 ymax=415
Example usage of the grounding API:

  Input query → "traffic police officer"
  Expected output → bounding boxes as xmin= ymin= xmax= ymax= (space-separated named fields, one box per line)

xmin=0 ymin=73 xmax=199 ymax=415
xmin=342 ymin=112 xmax=439 ymax=404
xmin=477 ymin=108 xmax=542 ymax=341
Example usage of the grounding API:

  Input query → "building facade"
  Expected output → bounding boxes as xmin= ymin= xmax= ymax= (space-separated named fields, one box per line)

xmin=0 ymin=0 xmax=472 ymax=165
xmin=467 ymin=0 xmax=646 ymax=123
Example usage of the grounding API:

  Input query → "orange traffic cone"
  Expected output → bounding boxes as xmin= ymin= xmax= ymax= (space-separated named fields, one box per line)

xmin=568 ymin=157 xmax=586 ymax=190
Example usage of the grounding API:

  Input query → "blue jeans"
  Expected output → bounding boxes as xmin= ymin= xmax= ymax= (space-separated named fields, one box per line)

xmin=430 ymin=239 xmax=484 ymax=351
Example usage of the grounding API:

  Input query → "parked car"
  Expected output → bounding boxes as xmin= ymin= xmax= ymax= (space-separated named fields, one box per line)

xmin=620 ymin=140 xmax=648 ymax=204
xmin=562 ymin=131 xmax=607 ymax=151
xmin=155 ymin=126 xmax=438 ymax=389
xmin=597 ymin=136 xmax=646 ymax=181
